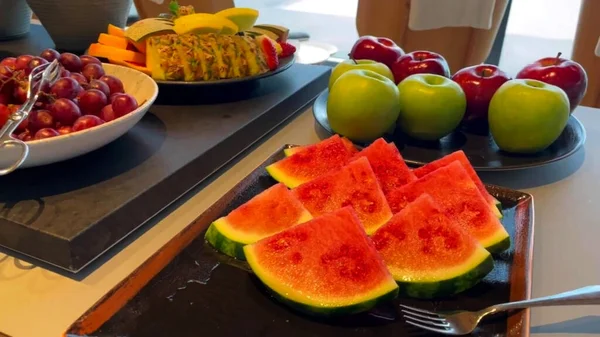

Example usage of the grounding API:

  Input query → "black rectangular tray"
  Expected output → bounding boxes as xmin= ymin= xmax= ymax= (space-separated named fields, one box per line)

xmin=0 ymin=64 xmax=330 ymax=272
xmin=66 ymin=145 xmax=534 ymax=337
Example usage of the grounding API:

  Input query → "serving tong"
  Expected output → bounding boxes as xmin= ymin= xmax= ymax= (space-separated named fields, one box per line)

xmin=0 ymin=60 xmax=60 ymax=176
xmin=401 ymin=285 xmax=600 ymax=335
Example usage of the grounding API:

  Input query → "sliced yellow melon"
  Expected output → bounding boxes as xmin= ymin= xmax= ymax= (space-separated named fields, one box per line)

xmin=215 ymin=8 xmax=259 ymax=32
xmin=172 ymin=13 xmax=230 ymax=35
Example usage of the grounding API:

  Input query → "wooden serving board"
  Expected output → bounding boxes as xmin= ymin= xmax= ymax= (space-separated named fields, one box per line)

xmin=65 ymin=145 xmax=534 ymax=337
xmin=0 ymin=64 xmax=330 ymax=272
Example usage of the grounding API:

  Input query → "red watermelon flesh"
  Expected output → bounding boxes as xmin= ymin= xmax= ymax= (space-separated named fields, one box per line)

xmin=244 ymin=207 xmax=398 ymax=313
xmin=371 ymin=194 xmax=493 ymax=298
xmin=284 ymin=136 xmax=358 ymax=157
xmin=413 ymin=150 xmax=500 ymax=216
xmin=373 ymin=194 xmax=487 ymax=275
xmin=386 ymin=161 xmax=509 ymax=250
xmin=267 ymin=135 xmax=353 ymax=188
xmin=292 ymin=157 xmax=393 ymax=234
xmin=351 ymin=138 xmax=417 ymax=197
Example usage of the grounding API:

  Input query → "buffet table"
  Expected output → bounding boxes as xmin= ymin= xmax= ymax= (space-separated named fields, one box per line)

xmin=1 ymin=103 xmax=600 ymax=337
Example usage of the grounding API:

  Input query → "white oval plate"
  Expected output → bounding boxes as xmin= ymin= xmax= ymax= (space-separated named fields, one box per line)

xmin=0 ymin=63 xmax=159 ymax=171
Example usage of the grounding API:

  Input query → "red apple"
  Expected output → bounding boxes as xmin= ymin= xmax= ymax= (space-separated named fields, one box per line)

xmin=452 ymin=64 xmax=511 ymax=133
xmin=516 ymin=52 xmax=587 ymax=113
xmin=391 ymin=50 xmax=450 ymax=84
xmin=349 ymin=35 xmax=404 ymax=69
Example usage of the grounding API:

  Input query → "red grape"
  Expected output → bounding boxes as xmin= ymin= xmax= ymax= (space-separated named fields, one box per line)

xmin=57 ymin=125 xmax=73 ymax=135
xmin=0 ymin=104 xmax=8 ymax=127
xmin=26 ymin=57 xmax=48 ymax=75
xmin=0 ymin=57 xmax=16 ymax=70
xmin=14 ymin=55 xmax=33 ymax=71
xmin=82 ymin=64 xmax=105 ymax=80
xmin=60 ymin=53 xmax=82 ymax=72
xmin=13 ymin=82 xmax=27 ymax=104
xmin=0 ymin=65 xmax=16 ymax=96
xmin=112 ymin=93 xmax=138 ymax=117
xmin=50 ymin=77 xmax=82 ymax=100
xmin=0 ymin=93 xmax=10 ymax=105
xmin=60 ymin=67 xmax=71 ymax=78
xmin=73 ymin=115 xmax=104 ymax=132
xmin=78 ymin=89 xmax=107 ymax=116
xmin=40 ymin=49 xmax=61 ymax=62
xmin=80 ymin=55 xmax=101 ymax=68
xmin=17 ymin=130 xmax=31 ymax=141
xmin=70 ymin=73 xmax=88 ymax=86
xmin=99 ymin=75 xmax=124 ymax=95
xmin=49 ymin=98 xmax=81 ymax=126
xmin=28 ymin=109 xmax=54 ymax=133
xmin=88 ymin=79 xmax=110 ymax=97
xmin=98 ymin=104 xmax=116 ymax=122
xmin=34 ymin=128 xmax=60 ymax=140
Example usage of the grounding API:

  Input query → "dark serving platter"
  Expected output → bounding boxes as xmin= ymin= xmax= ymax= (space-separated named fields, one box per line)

xmin=154 ymin=55 xmax=295 ymax=86
xmin=66 ymin=145 xmax=534 ymax=337
xmin=313 ymin=89 xmax=586 ymax=171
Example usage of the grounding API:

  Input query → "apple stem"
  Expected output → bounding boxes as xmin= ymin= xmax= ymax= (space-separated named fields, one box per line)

xmin=348 ymin=55 xmax=357 ymax=64
xmin=555 ymin=52 xmax=562 ymax=65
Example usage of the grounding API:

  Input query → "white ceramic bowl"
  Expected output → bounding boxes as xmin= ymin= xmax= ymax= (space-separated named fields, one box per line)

xmin=0 ymin=63 xmax=158 ymax=170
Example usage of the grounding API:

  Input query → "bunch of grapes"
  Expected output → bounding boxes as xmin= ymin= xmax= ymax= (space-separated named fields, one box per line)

xmin=0 ymin=49 xmax=139 ymax=141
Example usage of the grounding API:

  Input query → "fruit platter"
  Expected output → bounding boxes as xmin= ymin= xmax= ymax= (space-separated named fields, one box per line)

xmin=316 ymin=36 xmax=587 ymax=170
xmin=69 ymin=134 xmax=533 ymax=336
xmin=84 ymin=1 xmax=297 ymax=85
xmin=0 ymin=50 xmax=158 ymax=170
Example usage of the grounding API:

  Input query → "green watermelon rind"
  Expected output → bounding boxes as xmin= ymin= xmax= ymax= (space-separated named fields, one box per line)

xmin=261 ymin=280 xmax=399 ymax=316
xmin=397 ymin=254 xmax=495 ymax=299
xmin=480 ymin=225 xmax=511 ymax=253
xmin=485 ymin=235 xmax=511 ymax=254
xmin=205 ymin=219 xmax=247 ymax=260
xmin=244 ymin=245 xmax=400 ymax=316
xmin=283 ymin=147 xmax=300 ymax=157
xmin=265 ymin=164 xmax=303 ymax=188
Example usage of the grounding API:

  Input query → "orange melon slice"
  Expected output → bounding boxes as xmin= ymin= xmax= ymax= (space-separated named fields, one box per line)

xmin=88 ymin=43 xmax=145 ymax=64
xmin=130 ymin=39 xmax=147 ymax=54
xmin=108 ymin=24 xmax=125 ymax=38
xmin=108 ymin=59 xmax=151 ymax=76
xmin=98 ymin=33 xmax=129 ymax=49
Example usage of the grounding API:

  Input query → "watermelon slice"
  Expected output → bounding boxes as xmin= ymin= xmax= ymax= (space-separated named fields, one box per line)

xmin=413 ymin=150 xmax=502 ymax=218
xmin=244 ymin=207 xmax=399 ymax=316
xmin=266 ymin=135 xmax=353 ymax=188
xmin=372 ymin=194 xmax=494 ymax=298
xmin=351 ymin=138 xmax=417 ymax=197
xmin=205 ymin=183 xmax=313 ymax=259
xmin=284 ymin=136 xmax=358 ymax=157
xmin=292 ymin=157 xmax=393 ymax=234
xmin=386 ymin=161 xmax=510 ymax=253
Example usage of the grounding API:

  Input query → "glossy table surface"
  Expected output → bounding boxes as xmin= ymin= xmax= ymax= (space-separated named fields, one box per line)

xmin=1 ymin=105 xmax=599 ymax=337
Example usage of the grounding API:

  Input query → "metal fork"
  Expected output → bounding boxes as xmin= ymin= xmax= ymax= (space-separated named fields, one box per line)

xmin=0 ymin=60 xmax=60 ymax=176
xmin=401 ymin=285 xmax=600 ymax=335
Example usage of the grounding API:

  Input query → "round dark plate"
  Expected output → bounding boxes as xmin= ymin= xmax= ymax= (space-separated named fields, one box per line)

xmin=312 ymin=90 xmax=586 ymax=171
xmin=154 ymin=55 xmax=295 ymax=86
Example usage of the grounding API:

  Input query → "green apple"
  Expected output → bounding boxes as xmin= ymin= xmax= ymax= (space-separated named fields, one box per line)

xmin=396 ymin=73 xmax=466 ymax=141
xmin=329 ymin=59 xmax=394 ymax=90
xmin=488 ymin=79 xmax=570 ymax=153
xmin=327 ymin=69 xmax=400 ymax=142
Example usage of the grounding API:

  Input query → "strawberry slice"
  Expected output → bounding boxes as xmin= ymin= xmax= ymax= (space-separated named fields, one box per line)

xmin=256 ymin=36 xmax=280 ymax=71
xmin=279 ymin=41 xmax=296 ymax=58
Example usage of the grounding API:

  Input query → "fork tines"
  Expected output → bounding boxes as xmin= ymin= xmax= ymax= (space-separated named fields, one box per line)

xmin=400 ymin=304 xmax=453 ymax=334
